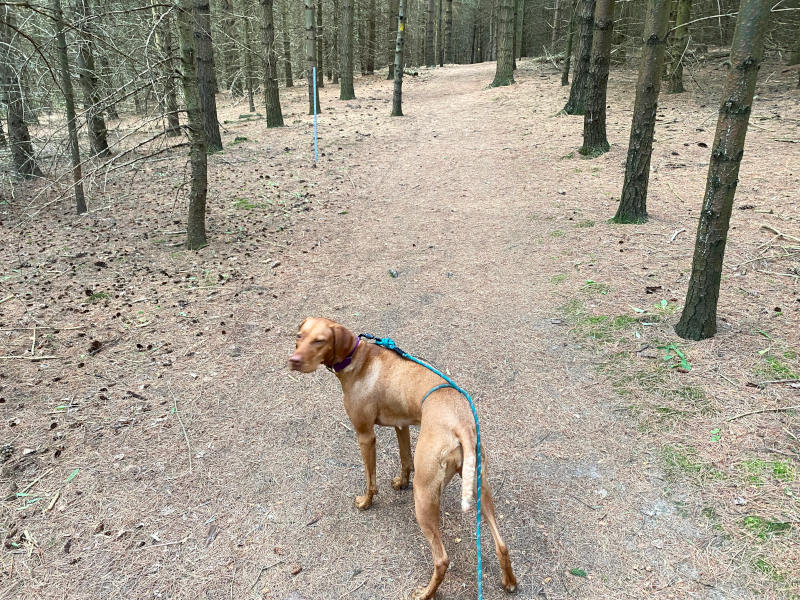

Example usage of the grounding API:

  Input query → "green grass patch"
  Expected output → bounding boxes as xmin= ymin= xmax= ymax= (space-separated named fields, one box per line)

xmin=661 ymin=445 xmax=725 ymax=482
xmin=757 ymin=356 xmax=798 ymax=380
xmin=577 ymin=314 xmax=640 ymax=342
xmin=87 ymin=291 xmax=108 ymax=303
xmin=575 ymin=219 xmax=595 ymax=228
xmin=743 ymin=516 xmax=792 ymax=540
xmin=738 ymin=459 xmax=796 ymax=487
xmin=549 ymin=229 xmax=565 ymax=238
xmin=232 ymin=197 xmax=266 ymax=210
xmin=550 ymin=273 xmax=569 ymax=284
xmin=580 ymin=279 xmax=610 ymax=295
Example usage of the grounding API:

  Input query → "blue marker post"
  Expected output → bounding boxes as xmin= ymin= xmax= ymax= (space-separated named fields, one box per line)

xmin=313 ymin=67 xmax=318 ymax=164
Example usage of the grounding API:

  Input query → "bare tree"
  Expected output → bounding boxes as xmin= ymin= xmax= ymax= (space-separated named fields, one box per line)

xmin=0 ymin=6 xmax=42 ymax=178
xmin=391 ymin=0 xmax=407 ymax=116
xmin=194 ymin=0 xmax=223 ymax=152
xmin=667 ymin=0 xmax=691 ymax=93
xmin=177 ymin=0 xmax=209 ymax=250
xmin=579 ymin=0 xmax=614 ymax=156
xmin=675 ymin=0 xmax=770 ymax=340
xmin=281 ymin=2 xmax=294 ymax=87
xmin=75 ymin=0 xmax=110 ymax=157
xmin=563 ymin=0 xmax=595 ymax=114
xmin=260 ymin=0 xmax=284 ymax=126
xmin=52 ymin=0 xmax=86 ymax=213
xmin=387 ymin=0 xmax=400 ymax=78
xmin=339 ymin=0 xmax=355 ymax=99
xmin=305 ymin=0 xmax=322 ymax=112
xmin=491 ymin=0 xmax=514 ymax=86
xmin=151 ymin=1 xmax=181 ymax=136
xmin=316 ymin=0 xmax=324 ymax=87
xmin=444 ymin=0 xmax=453 ymax=63
xmin=426 ymin=0 xmax=435 ymax=66
xmin=613 ymin=0 xmax=670 ymax=223
xmin=562 ymin=0 xmax=576 ymax=86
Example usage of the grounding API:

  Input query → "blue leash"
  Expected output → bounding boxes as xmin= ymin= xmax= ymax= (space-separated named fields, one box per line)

xmin=358 ymin=333 xmax=483 ymax=599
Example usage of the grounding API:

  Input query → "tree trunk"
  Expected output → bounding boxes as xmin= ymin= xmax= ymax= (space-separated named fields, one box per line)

xmin=552 ymin=0 xmax=562 ymax=49
xmin=52 ymin=0 xmax=86 ymax=213
xmin=667 ymin=0 xmax=691 ymax=93
xmin=281 ymin=3 xmax=294 ymax=87
xmin=243 ymin=11 xmax=256 ymax=112
xmin=392 ymin=0 xmax=407 ymax=116
xmin=305 ymin=0 xmax=322 ymax=112
xmin=76 ymin=0 xmax=111 ymax=157
xmin=259 ymin=0 xmax=283 ymax=126
xmin=491 ymin=0 xmax=515 ymax=86
xmin=194 ymin=0 xmax=223 ymax=152
xmin=368 ymin=0 xmax=376 ymax=73
xmin=358 ymin=3 xmax=367 ymax=75
xmin=0 ymin=7 xmax=42 ymax=178
xmin=579 ymin=0 xmax=614 ymax=156
xmin=563 ymin=0 xmax=595 ymax=114
xmin=514 ymin=0 xmax=524 ymax=62
xmin=425 ymin=0 xmax=435 ymax=66
xmin=789 ymin=21 xmax=800 ymax=65
xmin=177 ymin=0 xmax=208 ymax=250
xmin=437 ymin=0 xmax=443 ymax=66
xmin=512 ymin=0 xmax=518 ymax=70
xmin=332 ymin=0 xmax=340 ymax=82
xmin=151 ymin=1 xmax=181 ymax=136
xmin=388 ymin=0 xmax=400 ymax=77
xmin=675 ymin=0 xmax=770 ymax=341
xmin=220 ymin=0 xmax=242 ymax=95
xmin=561 ymin=1 xmax=575 ymax=85
xmin=316 ymin=0 xmax=325 ymax=86
xmin=339 ymin=0 xmax=355 ymax=99
xmin=99 ymin=56 xmax=120 ymax=120
xmin=445 ymin=0 xmax=453 ymax=63
xmin=613 ymin=0 xmax=670 ymax=223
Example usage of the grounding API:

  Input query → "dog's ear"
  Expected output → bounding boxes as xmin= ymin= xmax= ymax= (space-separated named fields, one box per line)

xmin=329 ymin=323 xmax=356 ymax=366
xmin=297 ymin=317 xmax=308 ymax=332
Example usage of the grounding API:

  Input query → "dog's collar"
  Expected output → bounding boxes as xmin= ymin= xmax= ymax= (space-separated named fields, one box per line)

xmin=331 ymin=337 xmax=360 ymax=372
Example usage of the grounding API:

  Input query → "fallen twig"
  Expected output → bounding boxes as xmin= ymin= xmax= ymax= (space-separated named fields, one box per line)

xmin=146 ymin=536 xmax=189 ymax=549
xmin=0 ymin=295 xmax=14 ymax=305
xmin=0 ymin=355 xmax=60 ymax=361
xmin=670 ymin=228 xmax=687 ymax=243
xmin=250 ymin=560 xmax=284 ymax=590
xmin=0 ymin=325 xmax=86 ymax=332
xmin=760 ymin=224 xmax=800 ymax=244
xmin=727 ymin=405 xmax=800 ymax=422
xmin=173 ymin=398 xmax=193 ymax=473
xmin=755 ymin=378 xmax=800 ymax=389
xmin=665 ymin=181 xmax=685 ymax=203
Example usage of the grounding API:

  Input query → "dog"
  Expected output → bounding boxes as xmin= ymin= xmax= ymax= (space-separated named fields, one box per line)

xmin=289 ymin=317 xmax=517 ymax=599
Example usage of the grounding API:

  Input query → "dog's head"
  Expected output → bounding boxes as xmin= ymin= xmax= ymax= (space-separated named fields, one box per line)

xmin=289 ymin=317 xmax=357 ymax=373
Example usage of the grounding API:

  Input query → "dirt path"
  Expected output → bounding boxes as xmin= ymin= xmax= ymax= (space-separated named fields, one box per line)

xmin=2 ymin=60 xmax=798 ymax=599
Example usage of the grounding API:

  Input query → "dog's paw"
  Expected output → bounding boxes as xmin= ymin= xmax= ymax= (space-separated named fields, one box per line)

xmin=503 ymin=574 xmax=518 ymax=593
xmin=354 ymin=494 xmax=373 ymax=510
xmin=410 ymin=586 xmax=431 ymax=600
xmin=391 ymin=476 xmax=409 ymax=490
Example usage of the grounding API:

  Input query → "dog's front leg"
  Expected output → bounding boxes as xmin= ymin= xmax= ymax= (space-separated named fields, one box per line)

xmin=354 ymin=427 xmax=377 ymax=510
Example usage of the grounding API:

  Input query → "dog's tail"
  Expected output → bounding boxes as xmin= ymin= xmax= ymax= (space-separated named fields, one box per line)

xmin=457 ymin=428 xmax=478 ymax=513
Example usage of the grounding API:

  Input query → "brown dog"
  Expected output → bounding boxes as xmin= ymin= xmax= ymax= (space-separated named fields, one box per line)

xmin=289 ymin=317 xmax=517 ymax=599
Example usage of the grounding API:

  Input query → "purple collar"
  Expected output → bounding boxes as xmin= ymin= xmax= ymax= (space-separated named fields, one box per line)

xmin=332 ymin=337 xmax=360 ymax=372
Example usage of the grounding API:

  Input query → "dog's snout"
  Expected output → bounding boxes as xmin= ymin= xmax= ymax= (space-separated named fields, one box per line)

xmin=289 ymin=355 xmax=302 ymax=370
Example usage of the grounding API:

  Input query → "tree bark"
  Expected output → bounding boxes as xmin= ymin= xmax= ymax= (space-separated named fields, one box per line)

xmin=561 ymin=0 xmax=575 ymax=85
xmin=243 ymin=10 xmax=255 ymax=111
xmin=52 ymin=0 xmax=86 ymax=213
xmin=220 ymin=0 xmax=242 ymax=95
xmin=332 ymin=0 xmax=340 ymax=82
xmin=388 ymin=0 xmax=400 ymax=77
xmin=579 ymin=0 xmax=614 ymax=156
xmin=177 ymin=0 xmax=208 ymax=250
xmin=437 ymin=0 xmax=443 ymax=66
xmin=491 ymin=0 xmax=515 ymax=86
xmin=281 ymin=3 xmax=294 ymax=87
xmin=512 ymin=0 xmax=518 ymax=69
xmin=0 ymin=7 xmax=42 ymax=178
xmin=613 ymin=0 xmax=670 ymax=223
xmin=368 ymin=0 xmax=376 ymax=73
xmin=260 ymin=0 xmax=284 ymax=126
xmin=675 ymin=0 xmax=770 ymax=340
xmin=425 ymin=0 xmax=435 ymax=66
xmin=392 ymin=0 xmax=407 ymax=116
xmin=316 ymin=0 xmax=325 ymax=86
xmin=563 ymin=0 xmax=595 ymax=114
xmin=667 ymin=0 xmax=691 ymax=93
xmin=99 ymin=56 xmax=120 ymax=120
xmin=151 ymin=0 xmax=181 ymax=136
xmin=194 ymin=0 xmax=222 ymax=152
xmin=305 ymin=0 xmax=322 ymax=112
xmin=445 ymin=0 xmax=453 ymax=63
xmin=76 ymin=0 xmax=110 ymax=157
xmin=339 ymin=0 xmax=355 ymax=99
xmin=552 ymin=0 xmax=562 ymax=50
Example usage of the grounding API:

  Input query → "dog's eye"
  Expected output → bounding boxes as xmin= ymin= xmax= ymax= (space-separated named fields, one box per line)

xmin=313 ymin=339 xmax=325 ymax=345
xmin=296 ymin=333 xmax=302 ymax=339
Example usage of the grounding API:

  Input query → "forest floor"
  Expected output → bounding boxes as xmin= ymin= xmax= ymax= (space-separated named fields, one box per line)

xmin=1 ymin=58 xmax=799 ymax=600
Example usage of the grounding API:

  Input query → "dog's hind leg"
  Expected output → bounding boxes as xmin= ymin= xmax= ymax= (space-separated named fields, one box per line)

xmin=480 ymin=467 xmax=517 ymax=593
xmin=411 ymin=479 xmax=449 ymax=600
xmin=392 ymin=426 xmax=413 ymax=490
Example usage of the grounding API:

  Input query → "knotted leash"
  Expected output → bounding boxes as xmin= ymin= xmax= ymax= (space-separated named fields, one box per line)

xmin=358 ymin=333 xmax=484 ymax=599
